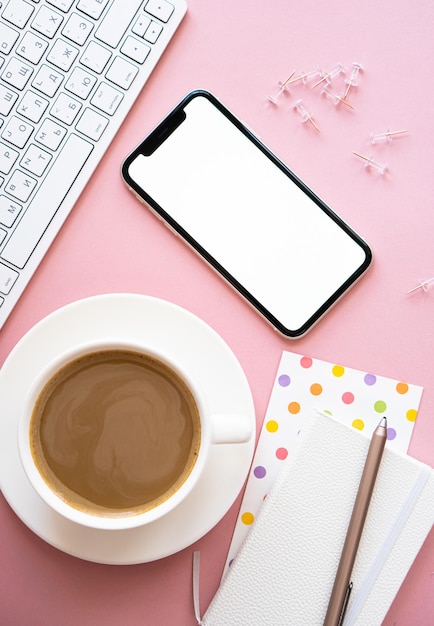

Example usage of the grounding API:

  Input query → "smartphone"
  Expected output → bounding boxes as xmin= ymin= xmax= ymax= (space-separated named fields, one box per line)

xmin=121 ymin=90 xmax=372 ymax=338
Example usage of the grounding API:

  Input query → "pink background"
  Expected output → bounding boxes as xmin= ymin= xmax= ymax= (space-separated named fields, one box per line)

xmin=1 ymin=0 xmax=433 ymax=624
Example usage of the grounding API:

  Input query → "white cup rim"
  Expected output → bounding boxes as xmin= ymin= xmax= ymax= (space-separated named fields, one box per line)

xmin=18 ymin=340 xmax=209 ymax=531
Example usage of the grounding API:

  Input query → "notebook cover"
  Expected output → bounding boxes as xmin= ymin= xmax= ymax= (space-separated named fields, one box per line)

xmin=202 ymin=413 xmax=434 ymax=626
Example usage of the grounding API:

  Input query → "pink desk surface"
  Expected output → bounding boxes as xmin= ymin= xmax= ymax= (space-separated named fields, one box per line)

xmin=1 ymin=1 xmax=433 ymax=624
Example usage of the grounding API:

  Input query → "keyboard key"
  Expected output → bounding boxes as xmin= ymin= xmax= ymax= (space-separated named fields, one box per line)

xmin=31 ymin=5 xmax=63 ymax=38
xmin=77 ymin=0 xmax=109 ymax=20
xmin=47 ymin=38 xmax=79 ymax=71
xmin=0 ymin=263 xmax=19 ymax=294
xmin=90 ymin=82 xmax=123 ymax=115
xmin=0 ymin=85 xmax=19 ymax=116
xmin=120 ymin=36 xmax=150 ymax=64
xmin=145 ymin=0 xmax=174 ymax=23
xmin=20 ymin=144 xmax=52 ymax=176
xmin=62 ymin=12 xmax=93 ymax=45
xmin=105 ymin=56 xmax=138 ymax=90
xmin=0 ymin=142 xmax=19 ymax=174
xmin=0 ymin=229 xmax=7 ymax=245
xmin=1 ymin=116 xmax=34 ymax=148
xmin=0 ymin=196 xmax=22 ymax=227
xmin=50 ymin=92 xmax=82 ymax=125
xmin=144 ymin=21 xmax=163 ymax=44
xmin=0 ymin=23 xmax=20 ymax=53
xmin=16 ymin=31 xmax=48 ymax=63
xmin=16 ymin=90 xmax=49 ymax=123
xmin=75 ymin=108 xmax=108 ymax=140
xmin=2 ymin=0 xmax=35 ymax=28
xmin=5 ymin=169 xmax=38 ymax=202
xmin=132 ymin=15 xmax=151 ymax=38
xmin=31 ymin=64 xmax=63 ymax=97
xmin=1 ymin=57 xmax=34 ymax=90
xmin=80 ymin=41 xmax=112 ymax=74
xmin=47 ymin=0 xmax=75 ymax=12
xmin=65 ymin=66 xmax=96 ymax=99
xmin=95 ymin=0 xmax=142 ymax=48
xmin=35 ymin=118 xmax=67 ymax=150
xmin=1 ymin=134 xmax=93 ymax=269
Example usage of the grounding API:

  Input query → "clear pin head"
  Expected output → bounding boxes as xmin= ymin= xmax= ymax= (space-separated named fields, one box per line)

xmin=344 ymin=62 xmax=363 ymax=99
xmin=301 ymin=67 xmax=323 ymax=84
xmin=311 ymin=63 xmax=345 ymax=89
xmin=321 ymin=84 xmax=354 ymax=109
xmin=353 ymin=151 xmax=387 ymax=174
xmin=267 ymin=71 xmax=296 ymax=104
xmin=285 ymin=66 xmax=323 ymax=86
xmin=370 ymin=129 xmax=408 ymax=144
xmin=345 ymin=62 xmax=363 ymax=87
xmin=407 ymin=277 xmax=434 ymax=294
xmin=293 ymin=99 xmax=320 ymax=132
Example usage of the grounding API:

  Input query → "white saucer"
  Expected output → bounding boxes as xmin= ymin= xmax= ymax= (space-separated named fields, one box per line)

xmin=0 ymin=294 xmax=256 ymax=564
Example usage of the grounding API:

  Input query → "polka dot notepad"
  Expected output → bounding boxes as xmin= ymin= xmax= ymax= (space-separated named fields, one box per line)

xmin=224 ymin=350 xmax=423 ymax=576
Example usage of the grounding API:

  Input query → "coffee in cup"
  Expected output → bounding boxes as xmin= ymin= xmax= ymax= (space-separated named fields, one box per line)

xmin=19 ymin=341 xmax=253 ymax=530
xmin=29 ymin=349 xmax=201 ymax=518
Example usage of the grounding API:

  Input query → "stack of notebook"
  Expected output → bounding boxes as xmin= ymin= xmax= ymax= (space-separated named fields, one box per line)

xmin=202 ymin=412 xmax=434 ymax=625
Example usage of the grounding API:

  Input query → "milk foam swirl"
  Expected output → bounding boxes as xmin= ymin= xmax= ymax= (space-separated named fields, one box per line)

xmin=31 ymin=351 xmax=201 ymax=515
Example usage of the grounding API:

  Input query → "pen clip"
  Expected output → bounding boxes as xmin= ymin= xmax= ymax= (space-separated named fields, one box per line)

xmin=337 ymin=582 xmax=353 ymax=626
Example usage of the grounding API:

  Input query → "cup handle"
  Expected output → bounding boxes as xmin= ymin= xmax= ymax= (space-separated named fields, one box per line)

xmin=211 ymin=414 xmax=253 ymax=444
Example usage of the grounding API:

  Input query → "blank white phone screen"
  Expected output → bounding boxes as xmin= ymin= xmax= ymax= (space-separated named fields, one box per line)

xmin=127 ymin=95 xmax=368 ymax=333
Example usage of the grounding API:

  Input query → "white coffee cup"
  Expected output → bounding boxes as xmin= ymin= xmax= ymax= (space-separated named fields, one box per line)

xmin=17 ymin=340 xmax=253 ymax=531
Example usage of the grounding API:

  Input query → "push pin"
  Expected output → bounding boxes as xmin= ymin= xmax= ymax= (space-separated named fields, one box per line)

xmin=284 ymin=67 xmax=323 ymax=86
xmin=344 ymin=62 xmax=363 ymax=100
xmin=268 ymin=71 xmax=296 ymax=104
xmin=293 ymin=99 xmax=320 ymax=132
xmin=311 ymin=63 xmax=345 ymax=89
xmin=370 ymin=129 xmax=408 ymax=144
xmin=352 ymin=151 xmax=387 ymax=174
xmin=321 ymin=84 xmax=354 ymax=109
xmin=407 ymin=277 xmax=434 ymax=294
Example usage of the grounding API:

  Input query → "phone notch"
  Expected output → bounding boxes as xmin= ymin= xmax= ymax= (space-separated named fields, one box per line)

xmin=141 ymin=108 xmax=187 ymax=156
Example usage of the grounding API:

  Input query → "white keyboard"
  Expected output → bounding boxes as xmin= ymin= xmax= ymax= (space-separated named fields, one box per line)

xmin=0 ymin=0 xmax=187 ymax=330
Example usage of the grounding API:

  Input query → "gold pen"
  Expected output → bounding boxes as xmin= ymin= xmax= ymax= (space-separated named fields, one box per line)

xmin=323 ymin=417 xmax=388 ymax=626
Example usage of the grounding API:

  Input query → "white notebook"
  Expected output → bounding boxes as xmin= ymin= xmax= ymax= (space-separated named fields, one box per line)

xmin=202 ymin=413 xmax=434 ymax=626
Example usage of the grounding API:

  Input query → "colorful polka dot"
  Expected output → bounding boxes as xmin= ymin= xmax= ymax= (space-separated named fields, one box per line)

xmin=266 ymin=420 xmax=279 ymax=432
xmin=364 ymin=373 xmax=377 ymax=386
xmin=276 ymin=447 xmax=288 ymax=460
xmin=310 ymin=383 xmax=323 ymax=396
xmin=278 ymin=374 xmax=291 ymax=387
xmin=396 ymin=382 xmax=409 ymax=395
xmin=241 ymin=512 xmax=254 ymax=525
xmin=406 ymin=409 xmax=417 ymax=422
xmin=342 ymin=392 xmax=355 ymax=404
xmin=288 ymin=401 xmax=301 ymax=414
xmin=300 ymin=356 xmax=313 ymax=368
xmin=387 ymin=428 xmax=397 ymax=440
xmin=332 ymin=365 xmax=345 ymax=377
xmin=352 ymin=419 xmax=365 ymax=430
xmin=374 ymin=400 xmax=387 ymax=413
xmin=254 ymin=466 xmax=266 ymax=479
